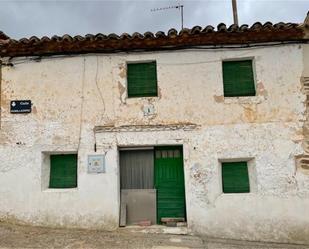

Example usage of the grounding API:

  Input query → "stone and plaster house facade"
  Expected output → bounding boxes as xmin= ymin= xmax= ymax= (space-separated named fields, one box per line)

xmin=0 ymin=13 xmax=309 ymax=244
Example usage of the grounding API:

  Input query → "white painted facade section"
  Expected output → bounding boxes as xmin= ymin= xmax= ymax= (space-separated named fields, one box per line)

xmin=0 ymin=44 xmax=309 ymax=243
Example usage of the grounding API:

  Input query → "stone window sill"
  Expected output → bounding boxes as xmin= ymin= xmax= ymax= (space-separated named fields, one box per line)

xmin=220 ymin=192 xmax=256 ymax=196
xmin=224 ymin=95 xmax=265 ymax=105
xmin=42 ymin=188 xmax=78 ymax=193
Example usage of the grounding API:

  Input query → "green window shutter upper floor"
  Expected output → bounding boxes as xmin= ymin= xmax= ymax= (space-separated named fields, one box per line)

xmin=222 ymin=161 xmax=250 ymax=193
xmin=222 ymin=60 xmax=256 ymax=97
xmin=127 ymin=61 xmax=157 ymax=97
xmin=49 ymin=154 xmax=77 ymax=188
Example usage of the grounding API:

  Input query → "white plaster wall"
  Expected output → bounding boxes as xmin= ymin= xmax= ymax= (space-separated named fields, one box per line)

xmin=0 ymin=44 xmax=309 ymax=243
xmin=95 ymin=123 xmax=309 ymax=243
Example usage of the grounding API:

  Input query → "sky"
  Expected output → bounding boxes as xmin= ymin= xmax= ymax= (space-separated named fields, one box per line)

xmin=0 ymin=0 xmax=308 ymax=39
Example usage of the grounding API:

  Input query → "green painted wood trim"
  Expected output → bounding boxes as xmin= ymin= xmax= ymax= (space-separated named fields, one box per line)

xmin=49 ymin=154 xmax=77 ymax=188
xmin=127 ymin=61 xmax=157 ymax=97
xmin=154 ymin=146 xmax=186 ymax=224
xmin=222 ymin=60 xmax=256 ymax=97
xmin=222 ymin=161 xmax=250 ymax=193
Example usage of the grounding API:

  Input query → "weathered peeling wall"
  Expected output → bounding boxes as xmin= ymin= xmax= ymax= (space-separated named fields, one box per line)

xmin=0 ymin=44 xmax=309 ymax=243
xmin=297 ymin=44 xmax=309 ymax=174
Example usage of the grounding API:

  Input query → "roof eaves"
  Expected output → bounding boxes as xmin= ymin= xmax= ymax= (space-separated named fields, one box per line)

xmin=0 ymin=20 xmax=308 ymax=58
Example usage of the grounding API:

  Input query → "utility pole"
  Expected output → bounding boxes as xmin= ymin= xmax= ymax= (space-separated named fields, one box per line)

xmin=232 ymin=0 xmax=239 ymax=26
xmin=180 ymin=4 xmax=184 ymax=30
xmin=151 ymin=4 xmax=184 ymax=30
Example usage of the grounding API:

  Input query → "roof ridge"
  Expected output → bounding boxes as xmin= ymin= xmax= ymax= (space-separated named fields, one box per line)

xmin=0 ymin=21 xmax=307 ymax=57
xmin=2 ymin=21 xmax=301 ymax=42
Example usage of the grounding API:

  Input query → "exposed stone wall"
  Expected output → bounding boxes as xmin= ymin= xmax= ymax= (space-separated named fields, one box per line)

xmin=0 ymin=44 xmax=309 ymax=243
xmin=297 ymin=45 xmax=309 ymax=174
xmin=298 ymin=80 xmax=309 ymax=172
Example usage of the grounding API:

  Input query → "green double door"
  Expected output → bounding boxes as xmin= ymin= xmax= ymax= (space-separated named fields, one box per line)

xmin=154 ymin=146 xmax=186 ymax=224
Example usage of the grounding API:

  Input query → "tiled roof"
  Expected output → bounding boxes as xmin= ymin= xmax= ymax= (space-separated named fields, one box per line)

xmin=0 ymin=31 xmax=9 ymax=40
xmin=0 ymin=21 xmax=308 ymax=57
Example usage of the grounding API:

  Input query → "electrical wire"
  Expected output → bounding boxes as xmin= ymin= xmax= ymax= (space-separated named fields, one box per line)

xmin=77 ymin=57 xmax=86 ymax=152
xmin=93 ymin=56 xmax=107 ymax=152
xmin=95 ymin=56 xmax=106 ymax=118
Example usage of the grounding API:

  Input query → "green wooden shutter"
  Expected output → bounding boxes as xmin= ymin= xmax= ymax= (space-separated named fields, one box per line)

xmin=49 ymin=154 xmax=77 ymax=188
xmin=222 ymin=162 xmax=250 ymax=193
xmin=222 ymin=60 xmax=255 ymax=97
xmin=127 ymin=61 xmax=157 ymax=97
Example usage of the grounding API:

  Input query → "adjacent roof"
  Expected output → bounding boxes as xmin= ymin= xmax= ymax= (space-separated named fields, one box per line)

xmin=1 ymin=14 xmax=309 ymax=57
xmin=0 ymin=31 xmax=9 ymax=40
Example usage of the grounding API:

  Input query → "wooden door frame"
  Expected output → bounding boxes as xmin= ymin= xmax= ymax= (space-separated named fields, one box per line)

xmin=118 ymin=144 xmax=187 ymax=226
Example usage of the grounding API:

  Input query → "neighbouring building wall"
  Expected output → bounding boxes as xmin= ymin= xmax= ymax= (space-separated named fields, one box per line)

xmin=0 ymin=44 xmax=309 ymax=243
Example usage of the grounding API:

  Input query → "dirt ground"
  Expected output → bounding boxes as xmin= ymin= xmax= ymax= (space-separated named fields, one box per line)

xmin=0 ymin=222 xmax=308 ymax=249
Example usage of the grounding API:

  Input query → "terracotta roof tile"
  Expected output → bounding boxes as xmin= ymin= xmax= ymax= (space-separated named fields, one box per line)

xmin=202 ymin=25 xmax=215 ymax=33
xmin=131 ymin=32 xmax=143 ymax=39
xmin=41 ymin=36 xmax=51 ymax=42
xmin=217 ymin=23 xmax=227 ymax=32
xmin=143 ymin=32 xmax=154 ymax=39
xmin=190 ymin=26 xmax=202 ymax=34
xmin=239 ymin=24 xmax=249 ymax=31
xmin=227 ymin=24 xmax=238 ymax=32
xmin=0 ymin=20 xmax=308 ymax=57
xmin=155 ymin=31 xmax=166 ymax=38
xmin=0 ymin=31 xmax=9 ymax=40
